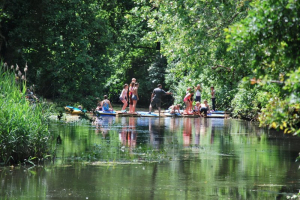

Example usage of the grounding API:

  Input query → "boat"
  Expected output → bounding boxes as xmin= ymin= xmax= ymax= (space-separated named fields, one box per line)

xmin=65 ymin=106 xmax=87 ymax=115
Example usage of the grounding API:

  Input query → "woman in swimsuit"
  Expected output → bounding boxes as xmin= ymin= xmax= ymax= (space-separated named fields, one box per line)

xmin=101 ymin=95 xmax=113 ymax=111
xmin=184 ymin=92 xmax=192 ymax=114
xmin=129 ymin=82 xmax=135 ymax=113
xmin=131 ymin=83 xmax=139 ymax=113
xmin=120 ymin=84 xmax=128 ymax=112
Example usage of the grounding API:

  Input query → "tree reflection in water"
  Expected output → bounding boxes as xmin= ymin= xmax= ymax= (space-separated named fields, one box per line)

xmin=1 ymin=118 xmax=300 ymax=200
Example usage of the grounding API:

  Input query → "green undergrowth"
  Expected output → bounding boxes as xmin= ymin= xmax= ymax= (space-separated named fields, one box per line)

xmin=0 ymin=66 xmax=51 ymax=164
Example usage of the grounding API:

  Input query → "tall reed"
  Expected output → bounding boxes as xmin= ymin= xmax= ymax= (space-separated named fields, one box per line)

xmin=0 ymin=63 xmax=51 ymax=164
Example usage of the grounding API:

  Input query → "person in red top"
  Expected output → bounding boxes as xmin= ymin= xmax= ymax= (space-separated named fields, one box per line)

xmin=183 ymin=91 xmax=193 ymax=114
xmin=129 ymin=82 xmax=135 ymax=113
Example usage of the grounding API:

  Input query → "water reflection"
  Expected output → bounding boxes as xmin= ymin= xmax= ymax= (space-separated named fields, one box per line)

xmin=149 ymin=118 xmax=165 ymax=149
xmin=94 ymin=116 xmax=115 ymax=137
xmin=194 ymin=118 xmax=201 ymax=146
xmin=119 ymin=117 xmax=137 ymax=148
xmin=183 ymin=118 xmax=192 ymax=147
xmin=1 ymin=117 xmax=300 ymax=200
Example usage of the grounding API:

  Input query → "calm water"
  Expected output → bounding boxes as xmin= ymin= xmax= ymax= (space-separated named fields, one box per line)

xmin=1 ymin=116 xmax=300 ymax=200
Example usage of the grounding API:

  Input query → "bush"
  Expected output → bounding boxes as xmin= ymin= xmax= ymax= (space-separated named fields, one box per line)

xmin=231 ymin=80 xmax=270 ymax=120
xmin=259 ymin=68 xmax=300 ymax=135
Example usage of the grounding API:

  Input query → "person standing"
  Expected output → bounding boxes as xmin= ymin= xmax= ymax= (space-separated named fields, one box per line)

xmin=195 ymin=84 xmax=202 ymax=102
xmin=183 ymin=91 xmax=193 ymax=114
xmin=129 ymin=82 xmax=135 ymax=113
xmin=128 ymin=78 xmax=136 ymax=113
xmin=210 ymin=86 xmax=216 ymax=111
xmin=149 ymin=84 xmax=172 ymax=116
xmin=119 ymin=84 xmax=128 ymax=112
xmin=131 ymin=82 xmax=139 ymax=114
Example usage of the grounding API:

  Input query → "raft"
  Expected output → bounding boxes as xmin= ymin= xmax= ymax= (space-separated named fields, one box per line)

xmin=96 ymin=110 xmax=117 ymax=116
xmin=96 ymin=111 xmax=155 ymax=117
xmin=65 ymin=106 xmax=87 ymax=115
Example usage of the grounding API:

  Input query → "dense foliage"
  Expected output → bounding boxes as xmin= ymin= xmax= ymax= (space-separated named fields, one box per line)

xmin=1 ymin=0 xmax=299 ymax=134
xmin=226 ymin=0 xmax=300 ymax=134
xmin=0 ymin=65 xmax=51 ymax=164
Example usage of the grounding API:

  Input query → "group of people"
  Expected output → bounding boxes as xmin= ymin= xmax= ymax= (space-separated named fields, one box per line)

xmin=96 ymin=77 xmax=216 ymax=117
xmin=96 ymin=78 xmax=140 ymax=113
xmin=120 ymin=78 xmax=139 ymax=113
xmin=179 ymin=85 xmax=216 ymax=117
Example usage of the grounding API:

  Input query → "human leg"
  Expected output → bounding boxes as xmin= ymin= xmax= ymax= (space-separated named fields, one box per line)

xmin=184 ymin=101 xmax=189 ymax=113
xmin=129 ymin=95 xmax=133 ymax=113
xmin=132 ymin=100 xmax=137 ymax=113
xmin=132 ymin=95 xmax=138 ymax=113
xmin=211 ymin=98 xmax=216 ymax=111
xmin=149 ymin=99 xmax=160 ymax=114
xmin=149 ymin=99 xmax=155 ymax=113
xmin=189 ymin=101 xmax=193 ymax=112
xmin=121 ymin=99 xmax=128 ymax=111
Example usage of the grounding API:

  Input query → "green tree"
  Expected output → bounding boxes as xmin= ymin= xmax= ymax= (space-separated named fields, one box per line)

xmin=226 ymin=0 xmax=300 ymax=134
xmin=1 ymin=0 xmax=113 ymax=108
xmin=129 ymin=0 xmax=251 ymax=109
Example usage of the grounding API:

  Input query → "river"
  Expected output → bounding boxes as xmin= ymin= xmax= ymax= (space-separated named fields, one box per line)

xmin=1 ymin=116 xmax=300 ymax=199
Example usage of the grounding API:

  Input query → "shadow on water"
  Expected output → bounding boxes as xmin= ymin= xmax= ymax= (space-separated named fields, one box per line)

xmin=1 ymin=116 xmax=300 ymax=199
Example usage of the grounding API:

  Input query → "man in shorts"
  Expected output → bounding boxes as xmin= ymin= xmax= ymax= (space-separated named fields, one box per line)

xmin=149 ymin=84 xmax=172 ymax=116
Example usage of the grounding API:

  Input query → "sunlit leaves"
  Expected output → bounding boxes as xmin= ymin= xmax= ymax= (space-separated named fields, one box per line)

xmin=224 ymin=0 xmax=300 ymax=134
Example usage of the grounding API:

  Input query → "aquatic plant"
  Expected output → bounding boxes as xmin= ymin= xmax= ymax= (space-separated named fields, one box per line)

xmin=0 ymin=63 xmax=51 ymax=164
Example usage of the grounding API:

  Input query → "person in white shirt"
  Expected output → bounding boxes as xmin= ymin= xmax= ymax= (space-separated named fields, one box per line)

xmin=194 ymin=84 xmax=202 ymax=102
xmin=119 ymin=84 xmax=128 ymax=112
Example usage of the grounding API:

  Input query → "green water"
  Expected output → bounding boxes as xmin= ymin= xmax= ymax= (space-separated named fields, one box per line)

xmin=1 ymin=116 xmax=300 ymax=200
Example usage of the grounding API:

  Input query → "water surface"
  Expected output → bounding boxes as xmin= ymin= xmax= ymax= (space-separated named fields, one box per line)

xmin=1 ymin=116 xmax=300 ymax=199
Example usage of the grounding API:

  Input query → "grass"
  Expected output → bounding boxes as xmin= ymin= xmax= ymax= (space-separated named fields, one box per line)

xmin=0 ymin=64 xmax=51 ymax=164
